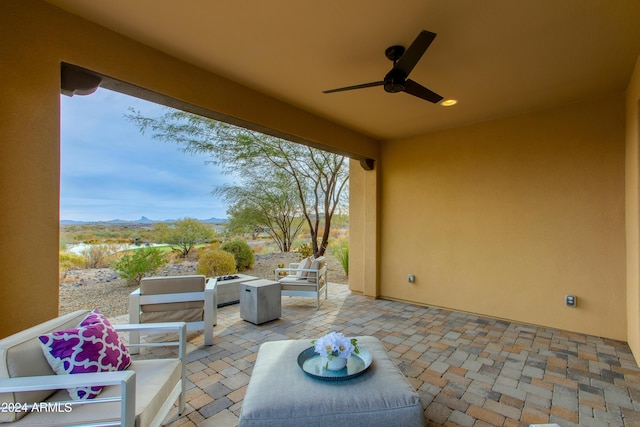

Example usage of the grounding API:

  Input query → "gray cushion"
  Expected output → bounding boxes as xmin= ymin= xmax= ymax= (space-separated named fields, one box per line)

xmin=141 ymin=307 xmax=203 ymax=323
xmin=140 ymin=275 xmax=205 ymax=295
xmin=280 ymin=283 xmax=318 ymax=292
xmin=139 ymin=275 xmax=206 ymax=317
xmin=239 ymin=336 xmax=423 ymax=427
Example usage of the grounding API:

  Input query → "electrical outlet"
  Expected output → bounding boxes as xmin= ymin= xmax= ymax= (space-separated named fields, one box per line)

xmin=565 ymin=295 xmax=577 ymax=307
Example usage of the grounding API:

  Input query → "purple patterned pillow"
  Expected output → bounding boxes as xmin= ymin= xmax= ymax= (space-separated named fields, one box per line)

xmin=78 ymin=309 xmax=131 ymax=372
xmin=38 ymin=309 xmax=131 ymax=400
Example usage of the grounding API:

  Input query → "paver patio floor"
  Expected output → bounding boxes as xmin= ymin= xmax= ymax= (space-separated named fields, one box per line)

xmin=121 ymin=283 xmax=640 ymax=427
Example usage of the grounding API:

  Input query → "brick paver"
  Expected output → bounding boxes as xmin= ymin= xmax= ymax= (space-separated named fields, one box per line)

xmin=116 ymin=282 xmax=640 ymax=426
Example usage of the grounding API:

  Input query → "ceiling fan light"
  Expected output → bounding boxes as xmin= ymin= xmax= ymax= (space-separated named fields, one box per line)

xmin=440 ymin=99 xmax=458 ymax=107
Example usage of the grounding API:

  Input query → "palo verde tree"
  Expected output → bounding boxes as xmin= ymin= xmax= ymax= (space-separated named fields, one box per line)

xmin=153 ymin=217 xmax=216 ymax=258
xmin=217 ymin=170 xmax=305 ymax=252
xmin=128 ymin=109 xmax=349 ymax=257
xmin=225 ymin=204 xmax=264 ymax=240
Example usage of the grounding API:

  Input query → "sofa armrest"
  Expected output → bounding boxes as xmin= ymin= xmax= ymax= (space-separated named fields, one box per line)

xmin=275 ymin=267 xmax=306 ymax=276
xmin=114 ymin=321 xmax=187 ymax=334
xmin=204 ymin=278 xmax=217 ymax=333
xmin=115 ymin=322 xmax=186 ymax=358
xmin=275 ymin=267 xmax=321 ymax=279
xmin=0 ymin=371 xmax=136 ymax=426
xmin=275 ymin=267 xmax=296 ymax=280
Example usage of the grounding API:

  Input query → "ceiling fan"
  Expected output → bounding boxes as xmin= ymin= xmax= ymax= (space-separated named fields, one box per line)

xmin=323 ymin=30 xmax=443 ymax=104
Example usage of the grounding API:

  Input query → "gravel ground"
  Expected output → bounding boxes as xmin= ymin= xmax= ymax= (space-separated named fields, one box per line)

xmin=59 ymin=252 xmax=348 ymax=318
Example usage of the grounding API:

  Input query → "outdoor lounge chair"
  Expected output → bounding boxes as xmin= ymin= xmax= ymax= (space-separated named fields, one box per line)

xmin=275 ymin=256 xmax=328 ymax=309
xmin=0 ymin=310 xmax=186 ymax=427
xmin=129 ymin=275 xmax=215 ymax=353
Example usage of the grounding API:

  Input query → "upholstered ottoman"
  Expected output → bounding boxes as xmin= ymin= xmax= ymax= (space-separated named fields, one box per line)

xmin=239 ymin=336 xmax=424 ymax=427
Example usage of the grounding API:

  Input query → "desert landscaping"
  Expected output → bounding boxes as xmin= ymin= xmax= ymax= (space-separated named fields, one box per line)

xmin=59 ymin=251 xmax=348 ymax=318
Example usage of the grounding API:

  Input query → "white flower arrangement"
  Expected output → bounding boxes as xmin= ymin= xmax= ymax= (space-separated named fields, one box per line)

xmin=312 ymin=332 xmax=359 ymax=368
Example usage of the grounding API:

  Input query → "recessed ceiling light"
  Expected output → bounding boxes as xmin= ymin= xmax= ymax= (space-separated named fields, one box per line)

xmin=440 ymin=99 xmax=458 ymax=107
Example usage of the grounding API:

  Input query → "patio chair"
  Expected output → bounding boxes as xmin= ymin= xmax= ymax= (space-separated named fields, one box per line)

xmin=275 ymin=256 xmax=328 ymax=309
xmin=0 ymin=309 xmax=186 ymax=427
xmin=129 ymin=275 xmax=216 ymax=353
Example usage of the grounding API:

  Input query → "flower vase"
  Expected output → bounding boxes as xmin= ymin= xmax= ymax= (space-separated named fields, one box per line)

xmin=325 ymin=356 xmax=348 ymax=371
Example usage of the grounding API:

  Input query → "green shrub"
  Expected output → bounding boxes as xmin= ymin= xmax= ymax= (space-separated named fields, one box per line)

xmin=197 ymin=249 xmax=237 ymax=277
xmin=294 ymin=242 xmax=314 ymax=259
xmin=330 ymin=238 xmax=349 ymax=276
xmin=220 ymin=238 xmax=255 ymax=271
xmin=59 ymin=251 xmax=84 ymax=278
xmin=113 ymin=247 xmax=167 ymax=286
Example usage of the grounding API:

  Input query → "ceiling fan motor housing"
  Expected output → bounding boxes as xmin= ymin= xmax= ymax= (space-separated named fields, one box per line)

xmin=384 ymin=68 xmax=407 ymax=93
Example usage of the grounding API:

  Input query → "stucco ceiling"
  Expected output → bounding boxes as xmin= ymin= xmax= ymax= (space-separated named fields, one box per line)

xmin=45 ymin=0 xmax=640 ymax=141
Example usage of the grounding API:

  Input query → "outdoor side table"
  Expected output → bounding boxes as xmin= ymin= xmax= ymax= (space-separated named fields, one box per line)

xmin=239 ymin=336 xmax=423 ymax=427
xmin=240 ymin=279 xmax=281 ymax=325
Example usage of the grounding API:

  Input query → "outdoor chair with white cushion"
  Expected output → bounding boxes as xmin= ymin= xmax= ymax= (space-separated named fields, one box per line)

xmin=275 ymin=256 xmax=328 ymax=309
xmin=129 ymin=275 xmax=215 ymax=354
xmin=0 ymin=309 xmax=186 ymax=427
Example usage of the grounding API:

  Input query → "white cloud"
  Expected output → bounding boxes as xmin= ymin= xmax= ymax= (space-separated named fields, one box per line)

xmin=61 ymin=88 xmax=231 ymax=221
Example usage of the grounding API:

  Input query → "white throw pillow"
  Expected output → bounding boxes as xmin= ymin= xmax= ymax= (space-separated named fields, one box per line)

xmin=296 ymin=257 xmax=313 ymax=279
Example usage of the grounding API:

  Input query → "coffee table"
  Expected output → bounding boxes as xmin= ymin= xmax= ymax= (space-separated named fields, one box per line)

xmin=238 ymin=336 xmax=424 ymax=427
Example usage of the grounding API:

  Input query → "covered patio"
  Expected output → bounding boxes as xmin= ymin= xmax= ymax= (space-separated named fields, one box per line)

xmin=2 ymin=1 xmax=640 ymax=425
xmin=124 ymin=284 xmax=640 ymax=426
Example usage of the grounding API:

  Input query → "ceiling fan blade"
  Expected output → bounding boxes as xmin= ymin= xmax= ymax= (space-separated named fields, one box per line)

xmin=394 ymin=30 xmax=436 ymax=77
xmin=404 ymin=79 xmax=443 ymax=103
xmin=323 ymin=81 xmax=384 ymax=93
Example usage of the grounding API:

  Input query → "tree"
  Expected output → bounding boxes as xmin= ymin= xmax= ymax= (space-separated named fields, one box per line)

xmin=225 ymin=204 xmax=264 ymax=240
xmin=217 ymin=170 xmax=305 ymax=252
xmin=154 ymin=217 xmax=216 ymax=258
xmin=128 ymin=109 xmax=349 ymax=257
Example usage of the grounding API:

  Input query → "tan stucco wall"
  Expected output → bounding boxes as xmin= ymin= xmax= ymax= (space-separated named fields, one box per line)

xmin=0 ymin=2 xmax=63 ymax=335
xmin=0 ymin=0 xmax=635 ymax=350
xmin=381 ymin=95 xmax=627 ymax=340
xmin=626 ymin=54 xmax=640 ymax=358
xmin=0 ymin=0 xmax=378 ymax=337
xmin=348 ymin=159 xmax=379 ymax=296
xmin=348 ymin=160 xmax=365 ymax=295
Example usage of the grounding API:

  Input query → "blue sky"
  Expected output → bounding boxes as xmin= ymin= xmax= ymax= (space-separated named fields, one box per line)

xmin=61 ymin=88 xmax=231 ymax=221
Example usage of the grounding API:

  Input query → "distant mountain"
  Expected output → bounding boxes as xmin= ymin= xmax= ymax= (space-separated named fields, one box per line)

xmin=60 ymin=219 xmax=90 ymax=225
xmin=200 ymin=217 xmax=227 ymax=223
xmin=60 ymin=216 xmax=227 ymax=225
